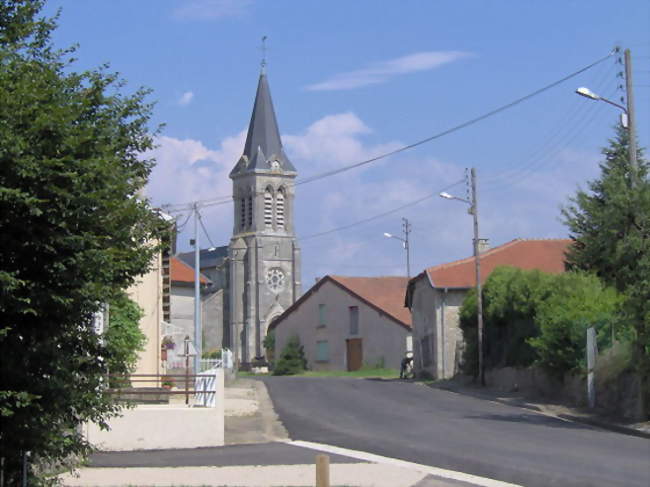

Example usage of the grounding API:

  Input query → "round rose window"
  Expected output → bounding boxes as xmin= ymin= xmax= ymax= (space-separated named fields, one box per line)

xmin=266 ymin=268 xmax=285 ymax=292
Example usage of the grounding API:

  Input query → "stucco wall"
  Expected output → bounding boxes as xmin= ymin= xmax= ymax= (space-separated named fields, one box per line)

xmin=129 ymin=251 xmax=162 ymax=382
xmin=274 ymin=280 xmax=411 ymax=371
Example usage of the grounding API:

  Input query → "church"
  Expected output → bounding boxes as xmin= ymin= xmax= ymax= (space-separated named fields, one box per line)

xmin=176 ymin=70 xmax=301 ymax=369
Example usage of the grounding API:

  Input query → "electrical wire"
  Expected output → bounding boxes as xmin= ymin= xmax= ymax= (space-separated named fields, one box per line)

xmin=298 ymin=178 xmax=465 ymax=242
xmin=197 ymin=209 xmax=218 ymax=249
xmin=294 ymin=51 xmax=615 ymax=186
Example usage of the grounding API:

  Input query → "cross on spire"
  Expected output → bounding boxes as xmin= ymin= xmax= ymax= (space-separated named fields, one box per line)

xmin=260 ymin=35 xmax=268 ymax=73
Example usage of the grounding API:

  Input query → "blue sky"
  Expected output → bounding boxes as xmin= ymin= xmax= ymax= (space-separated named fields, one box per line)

xmin=45 ymin=0 xmax=650 ymax=285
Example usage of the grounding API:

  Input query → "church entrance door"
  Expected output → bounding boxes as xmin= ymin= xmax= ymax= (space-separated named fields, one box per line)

xmin=346 ymin=338 xmax=363 ymax=371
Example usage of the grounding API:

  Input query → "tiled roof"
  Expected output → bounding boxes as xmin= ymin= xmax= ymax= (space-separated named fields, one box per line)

xmin=329 ymin=275 xmax=411 ymax=328
xmin=171 ymin=256 xmax=210 ymax=284
xmin=425 ymin=239 xmax=571 ymax=288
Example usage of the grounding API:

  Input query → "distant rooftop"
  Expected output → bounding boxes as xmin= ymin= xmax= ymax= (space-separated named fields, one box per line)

xmin=171 ymin=256 xmax=210 ymax=284
xmin=177 ymin=246 xmax=228 ymax=270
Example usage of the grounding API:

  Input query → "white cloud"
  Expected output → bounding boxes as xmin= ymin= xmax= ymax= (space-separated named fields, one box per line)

xmin=172 ymin=0 xmax=252 ymax=21
xmin=306 ymin=51 xmax=471 ymax=91
xmin=144 ymin=112 xmax=597 ymax=287
xmin=178 ymin=91 xmax=194 ymax=106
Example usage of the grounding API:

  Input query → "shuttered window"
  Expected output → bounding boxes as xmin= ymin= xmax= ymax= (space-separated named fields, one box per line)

xmin=264 ymin=190 xmax=273 ymax=228
xmin=276 ymin=190 xmax=285 ymax=230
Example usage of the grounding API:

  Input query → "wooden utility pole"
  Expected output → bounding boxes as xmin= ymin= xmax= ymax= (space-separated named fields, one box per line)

xmin=470 ymin=168 xmax=485 ymax=386
xmin=624 ymin=49 xmax=638 ymax=185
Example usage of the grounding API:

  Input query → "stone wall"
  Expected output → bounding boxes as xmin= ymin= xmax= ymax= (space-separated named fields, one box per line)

xmin=485 ymin=366 xmax=643 ymax=420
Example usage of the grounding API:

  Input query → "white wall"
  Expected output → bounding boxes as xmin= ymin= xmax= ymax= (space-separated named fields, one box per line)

xmin=274 ymin=280 xmax=411 ymax=371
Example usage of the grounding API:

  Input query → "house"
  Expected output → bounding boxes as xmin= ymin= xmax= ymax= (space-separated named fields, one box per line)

xmin=405 ymin=238 xmax=571 ymax=379
xmin=163 ymin=256 xmax=212 ymax=371
xmin=176 ymin=248 xmax=229 ymax=354
xmin=269 ymin=275 xmax=412 ymax=371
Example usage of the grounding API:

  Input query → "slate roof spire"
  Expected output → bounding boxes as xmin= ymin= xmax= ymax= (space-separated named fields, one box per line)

xmin=230 ymin=72 xmax=296 ymax=176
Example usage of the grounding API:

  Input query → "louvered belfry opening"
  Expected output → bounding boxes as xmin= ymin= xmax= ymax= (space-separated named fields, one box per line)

xmin=240 ymin=197 xmax=246 ymax=229
xmin=264 ymin=188 xmax=273 ymax=229
xmin=276 ymin=189 xmax=285 ymax=230
xmin=247 ymin=195 xmax=253 ymax=227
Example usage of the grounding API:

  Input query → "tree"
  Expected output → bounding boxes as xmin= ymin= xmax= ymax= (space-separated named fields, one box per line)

xmin=273 ymin=336 xmax=307 ymax=376
xmin=563 ymin=124 xmax=650 ymax=416
xmin=0 ymin=1 xmax=164 ymax=482
xmin=529 ymin=272 xmax=622 ymax=378
xmin=104 ymin=293 xmax=146 ymax=387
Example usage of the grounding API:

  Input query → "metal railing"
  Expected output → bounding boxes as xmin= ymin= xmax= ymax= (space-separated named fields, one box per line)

xmin=108 ymin=372 xmax=218 ymax=407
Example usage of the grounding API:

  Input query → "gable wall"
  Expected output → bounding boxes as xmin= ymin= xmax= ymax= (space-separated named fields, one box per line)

xmin=274 ymin=279 xmax=411 ymax=371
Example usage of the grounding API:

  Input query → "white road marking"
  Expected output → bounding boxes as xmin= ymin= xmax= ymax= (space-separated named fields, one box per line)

xmin=287 ymin=439 xmax=523 ymax=487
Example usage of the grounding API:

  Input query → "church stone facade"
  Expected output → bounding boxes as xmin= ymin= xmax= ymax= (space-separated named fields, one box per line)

xmin=227 ymin=71 xmax=301 ymax=367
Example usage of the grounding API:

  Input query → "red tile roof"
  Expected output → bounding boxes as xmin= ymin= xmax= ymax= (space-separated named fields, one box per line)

xmin=171 ymin=256 xmax=210 ymax=284
xmin=329 ymin=275 xmax=411 ymax=328
xmin=426 ymin=239 xmax=571 ymax=288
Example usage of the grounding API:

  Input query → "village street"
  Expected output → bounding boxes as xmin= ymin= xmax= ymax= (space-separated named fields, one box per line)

xmin=262 ymin=377 xmax=650 ymax=487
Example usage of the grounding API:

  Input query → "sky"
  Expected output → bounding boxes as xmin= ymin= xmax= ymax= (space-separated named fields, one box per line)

xmin=45 ymin=0 xmax=650 ymax=286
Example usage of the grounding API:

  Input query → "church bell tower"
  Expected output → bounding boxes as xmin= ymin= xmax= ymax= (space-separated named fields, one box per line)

xmin=228 ymin=70 xmax=301 ymax=367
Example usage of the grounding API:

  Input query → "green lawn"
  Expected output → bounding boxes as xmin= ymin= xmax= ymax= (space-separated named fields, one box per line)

xmin=239 ymin=368 xmax=400 ymax=379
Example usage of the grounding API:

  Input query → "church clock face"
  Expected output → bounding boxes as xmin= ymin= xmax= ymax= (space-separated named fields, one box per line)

xmin=266 ymin=268 xmax=285 ymax=293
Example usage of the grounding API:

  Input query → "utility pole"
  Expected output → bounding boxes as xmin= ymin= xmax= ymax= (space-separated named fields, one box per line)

xmin=193 ymin=203 xmax=201 ymax=375
xmin=624 ymin=48 xmax=638 ymax=185
xmin=470 ymin=168 xmax=485 ymax=386
xmin=402 ymin=217 xmax=411 ymax=279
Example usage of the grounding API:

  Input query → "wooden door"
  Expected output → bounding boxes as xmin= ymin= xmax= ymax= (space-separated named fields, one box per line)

xmin=346 ymin=338 xmax=363 ymax=371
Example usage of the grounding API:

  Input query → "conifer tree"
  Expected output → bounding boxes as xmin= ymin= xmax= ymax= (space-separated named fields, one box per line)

xmin=563 ymin=124 xmax=649 ymax=417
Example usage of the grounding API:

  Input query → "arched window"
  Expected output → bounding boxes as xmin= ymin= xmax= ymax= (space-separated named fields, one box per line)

xmin=264 ymin=188 xmax=273 ymax=229
xmin=276 ymin=188 xmax=285 ymax=230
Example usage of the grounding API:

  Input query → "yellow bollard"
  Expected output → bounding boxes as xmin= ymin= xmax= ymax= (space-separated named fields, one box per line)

xmin=315 ymin=454 xmax=330 ymax=487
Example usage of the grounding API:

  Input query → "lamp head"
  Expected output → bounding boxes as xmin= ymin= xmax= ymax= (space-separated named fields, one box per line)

xmin=383 ymin=232 xmax=393 ymax=238
xmin=439 ymin=192 xmax=453 ymax=199
xmin=576 ymin=87 xmax=600 ymax=101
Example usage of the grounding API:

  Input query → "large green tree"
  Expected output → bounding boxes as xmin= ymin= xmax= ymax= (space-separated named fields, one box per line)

xmin=562 ymin=124 xmax=650 ymax=416
xmin=0 ymin=1 xmax=164 ymax=482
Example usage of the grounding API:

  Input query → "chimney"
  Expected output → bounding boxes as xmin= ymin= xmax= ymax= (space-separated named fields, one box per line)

xmin=478 ymin=238 xmax=490 ymax=254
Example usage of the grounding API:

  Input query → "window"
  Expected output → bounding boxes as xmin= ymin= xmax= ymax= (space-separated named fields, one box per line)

xmin=264 ymin=189 xmax=273 ymax=229
xmin=318 ymin=304 xmax=326 ymax=327
xmin=276 ymin=189 xmax=285 ymax=230
xmin=349 ymin=306 xmax=359 ymax=335
xmin=240 ymin=198 xmax=246 ymax=229
xmin=247 ymin=196 xmax=253 ymax=227
xmin=316 ymin=341 xmax=329 ymax=362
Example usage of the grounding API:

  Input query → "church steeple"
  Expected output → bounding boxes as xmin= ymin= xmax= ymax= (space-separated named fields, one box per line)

xmin=230 ymin=73 xmax=296 ymax=176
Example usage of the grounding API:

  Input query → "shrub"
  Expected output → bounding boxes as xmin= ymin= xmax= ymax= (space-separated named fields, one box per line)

xmin=273 ymin=335 xmax=307 ymax=376
xmin=529 ymin=272 xmax=622 ymax=377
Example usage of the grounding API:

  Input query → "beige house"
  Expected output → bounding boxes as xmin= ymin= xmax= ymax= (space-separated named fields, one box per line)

xmin=269 ymin=275 xmax=412 ymax=371
xmin=128 ymin=249 xmax=165 ymax=381
xmin=405 ymin=239 xmax=571 ymax=379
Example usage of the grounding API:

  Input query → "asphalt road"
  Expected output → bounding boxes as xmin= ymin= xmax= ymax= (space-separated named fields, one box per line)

xmin=261 ymin=377 xmax=650 ymax=487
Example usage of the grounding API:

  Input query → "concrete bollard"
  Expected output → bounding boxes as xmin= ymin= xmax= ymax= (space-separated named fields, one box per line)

xmin=316 ymin=454 xmax=330 ymax=487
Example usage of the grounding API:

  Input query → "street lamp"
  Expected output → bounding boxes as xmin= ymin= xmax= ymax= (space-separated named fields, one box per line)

xmin=439 ymin=168 xmax=485 ymax=386
xmin=383 ymin=218 xmax=411 ymax=278
xmin=575 ymin=49 xmax=638 ymax=185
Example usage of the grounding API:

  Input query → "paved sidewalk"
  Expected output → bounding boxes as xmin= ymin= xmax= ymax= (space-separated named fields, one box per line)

xmin=59 ymin=377 xmax=519 ymax=487
xmin=429 ymin=377 xmax=650 ymax=439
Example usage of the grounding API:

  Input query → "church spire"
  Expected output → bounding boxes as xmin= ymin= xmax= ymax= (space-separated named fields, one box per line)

xmin=230 ymin=72 xmax=296 ymax=176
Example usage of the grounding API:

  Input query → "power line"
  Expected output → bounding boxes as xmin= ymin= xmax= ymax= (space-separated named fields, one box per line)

xmin=197 ymin=209 xmax=218 ymax=249
xmin=294 ymin=51 xmax=615 ymax=186
xmin=298 ymin=178 xmax=465 ymax=241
